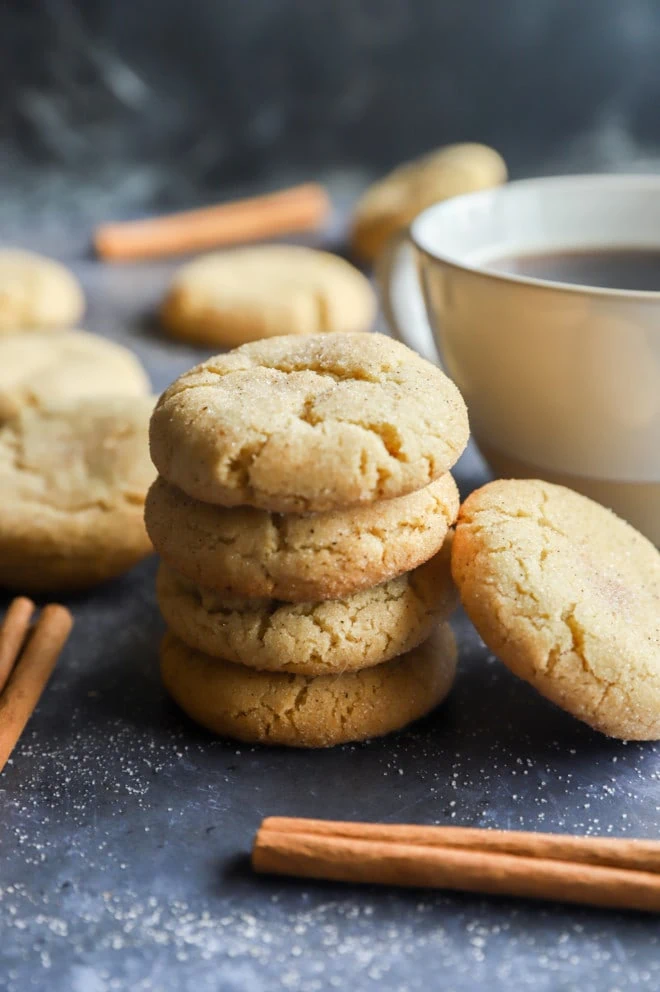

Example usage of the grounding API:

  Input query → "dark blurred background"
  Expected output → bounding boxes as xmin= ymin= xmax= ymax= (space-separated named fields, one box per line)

xmin=2 ymin=0 xmax=660 ymax=229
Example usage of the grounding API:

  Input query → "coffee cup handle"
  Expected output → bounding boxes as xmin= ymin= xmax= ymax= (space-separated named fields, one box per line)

xmin=375 ymin=228 xmax=442 ymax=366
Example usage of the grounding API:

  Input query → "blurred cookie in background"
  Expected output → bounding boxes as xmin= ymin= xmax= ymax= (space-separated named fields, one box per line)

xmin=0 ymin=395 xmax=156 ymax=592
xmin=0 ymin=329 xmax=151 ymax=423
xmin=352 ymin=143 xmax=507 ymax=263
xmin=0 ymin=249 xmax=84 ymax=332
xmin=160 ymin=245 xmax=376 ymax=347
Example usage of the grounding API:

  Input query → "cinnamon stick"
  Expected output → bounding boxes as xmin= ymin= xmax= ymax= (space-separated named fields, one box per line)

xmin=253 ymin=821 xmax=660 ymax=913
xmin=0 ymin=597 xmax=36 ymax=693
xmin=0 ymin=604 xmax=73 ymax=773
xmin=94 ymin=182 xmax=331 ymax=261
xmin=260 ymin=816 xmax=660 ymax=875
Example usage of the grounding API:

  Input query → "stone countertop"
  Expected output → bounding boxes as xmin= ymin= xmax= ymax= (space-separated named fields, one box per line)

xmin=1 ymin=243 xmax=659 ymax=992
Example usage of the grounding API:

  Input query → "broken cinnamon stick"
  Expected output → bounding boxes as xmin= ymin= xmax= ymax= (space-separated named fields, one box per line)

xmin=0 ymin=597 xmax=36 ymax=694
xmin=0 ymin=604 xmax=73 ymax=773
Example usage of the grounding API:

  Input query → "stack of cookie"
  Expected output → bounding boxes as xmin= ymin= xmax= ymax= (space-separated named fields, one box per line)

xmin=145 ymin=332 xmax=470 ymax=748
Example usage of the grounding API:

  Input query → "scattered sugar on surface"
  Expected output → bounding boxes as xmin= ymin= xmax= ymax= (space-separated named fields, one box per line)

xmin=3 ymin=878 xmax=660 ymax=992
xmin=3 ymin=638 xmax=659 ymax=992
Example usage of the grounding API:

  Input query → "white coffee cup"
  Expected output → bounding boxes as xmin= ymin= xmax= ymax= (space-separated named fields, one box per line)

xmin=377 ymin=174 xmax=660 ymax=545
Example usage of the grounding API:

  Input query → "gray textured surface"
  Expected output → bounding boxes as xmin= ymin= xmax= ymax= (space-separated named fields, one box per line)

xmin=1 ymin=245 xmax=660 ymax=992
xmin=4 ymin=0 xmax=660 ymax=226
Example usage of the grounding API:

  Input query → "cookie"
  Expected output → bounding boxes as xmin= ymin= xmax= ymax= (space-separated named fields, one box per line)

xmin=0 ymin=249 xmax=84 ymax=332
xmin=452 ymin=479 xmax=660 ymax=740
xmin=150 ymin=333 xmax=469 ymax=513
xmin=161 ymin=245 xmax=376 ymax=347
xmin=160 ymin=624 xmax=457 ymax=747
xmin=0 ymin=329 xmax=150 ymax=423
xmin=0 ymin=396 xmax=156 ymax=591
xmin=352 ymin=143 xmax=507 ymax=263
xmin=156 ymin=537 xmax=456 ymax=674
xmin=145 ymin=473 xmax=458 ymax=601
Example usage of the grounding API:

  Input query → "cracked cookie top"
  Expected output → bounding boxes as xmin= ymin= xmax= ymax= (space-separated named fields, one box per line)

xmin=160 ymin=246 xmax=376 ymax=348
xmin=150 ymin=332 xmax=469 ymax=512
xmin=452 ymin=479 xmax=660 ymax=740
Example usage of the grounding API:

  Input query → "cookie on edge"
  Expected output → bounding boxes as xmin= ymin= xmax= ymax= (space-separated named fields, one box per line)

xmin=150 ymin=332 xmax=469 ymax=513
xmin=161 ymin=245 xmax=376 ymax=347
xmin=160 ymin=624 xmax=457 ymax=748
xmin=452 ymin=479 xmax=660 ymax=740
xmin=0 ymin=396 xmax=156 ymax=591
xmin=0 ymin=248 xmax=84 ymax=332
xmin=0 ymin=329 xmax=151 ymax=423
xmin=145 ymin=473 xmax=459 ymax=601
xmin=352 ymin=143 xmax=507 ymax=263
xmin=156 ymin=539 xmax=456 ymax=675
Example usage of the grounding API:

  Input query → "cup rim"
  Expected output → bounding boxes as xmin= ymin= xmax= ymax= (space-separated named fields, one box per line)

xmin=410 ymin=173 xmax=660 ymax=300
